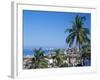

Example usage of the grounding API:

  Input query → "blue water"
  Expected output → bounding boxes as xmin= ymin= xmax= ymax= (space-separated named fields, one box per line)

xmin=23 ymin=49 xmax=33 ymax=56
xmin=23 ymin=48 xmax=52 ymax=56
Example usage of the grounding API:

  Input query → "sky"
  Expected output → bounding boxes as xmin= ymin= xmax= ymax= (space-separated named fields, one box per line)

xmin=23 ymin=10 xmax=91 ymax=49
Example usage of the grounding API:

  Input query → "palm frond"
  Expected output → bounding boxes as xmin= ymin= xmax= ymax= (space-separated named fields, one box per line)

xmin=65 ymin=15 xmax=90 ymax=49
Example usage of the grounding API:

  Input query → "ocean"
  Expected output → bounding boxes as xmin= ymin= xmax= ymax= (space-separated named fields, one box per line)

xmin=23 ymin=48 xmax=54 ymax=56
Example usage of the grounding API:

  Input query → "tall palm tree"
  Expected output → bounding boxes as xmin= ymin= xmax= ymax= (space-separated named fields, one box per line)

xmin=32 ymin=48 xmax=48 ymax=68
xmin=65 ymin=15 xmax=90 ymax=50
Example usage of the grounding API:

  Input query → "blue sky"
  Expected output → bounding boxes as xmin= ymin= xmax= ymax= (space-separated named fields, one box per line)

xmin=23 ymin=10 xmax=91 ymax=49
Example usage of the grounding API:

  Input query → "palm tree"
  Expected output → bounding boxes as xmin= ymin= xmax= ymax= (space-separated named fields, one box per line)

xmin=53 ymin=49 xmax=65 ymax=67
xmin=65 ymin=15 xmax=90 ymax=50
xmin=32 ymin=48 xmax=48 ymax=68
xmin=81 ymin=43 xmax=91 ymax=59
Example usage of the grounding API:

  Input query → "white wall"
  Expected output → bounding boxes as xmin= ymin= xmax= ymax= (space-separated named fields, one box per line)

xmin=0 ymin=0 xmax=100 ymax=80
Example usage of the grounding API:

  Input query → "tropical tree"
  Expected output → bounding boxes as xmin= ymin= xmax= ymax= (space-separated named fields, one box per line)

xmin=81 ymin=43 xmax=91 ymax=60
xmin=53 ymin=49 xmax=65 ymax=67
xmin=65 ymin=15 xmax=90 ymax=50
xmin=32 ymin=48 xmax=48 ymax=68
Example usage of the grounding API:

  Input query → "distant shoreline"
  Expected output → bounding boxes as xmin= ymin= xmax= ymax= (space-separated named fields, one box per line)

xmin=23 ymin=47 xmax=67 ymax=56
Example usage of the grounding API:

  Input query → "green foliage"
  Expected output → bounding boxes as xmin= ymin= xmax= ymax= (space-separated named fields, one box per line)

xmin=32 ymin=48 xmax=48 ymax=68
xmin=53 ymin=49 xmax=65 ymax=67
xmin=81 ymin=44 xmax=91 ymax=59
xmin=65 ymin=15 xmax=90 ymax=49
